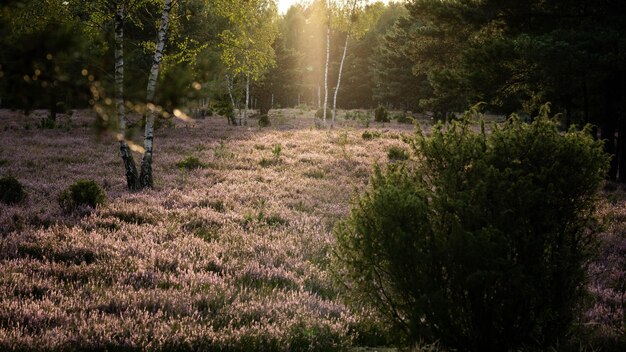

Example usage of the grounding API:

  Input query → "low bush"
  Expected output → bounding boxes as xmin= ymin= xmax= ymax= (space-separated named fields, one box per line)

xmin=387 ymin=146 xmax=409 ymax=161
xmin=59 ymin=179 xmax=107 ymax=212
xmin=361 ymin=131 xmax=381 ymax=140
xmin=36 ymin=117 xmax=56 ymax=129
xmin=0 ymin=176 xmax=26 ymax=204
xmin=374 ymin=106 xmax=389 ymax=122
xmin=177 ymin=156 xmax=206 ymax=171
xmin=394 ymin=113 xmax=414 ymax=124
xmin=258 ymin=114 xmax=271 ymax=127
xmin=334 ymin=107 xmax=609 ymax=351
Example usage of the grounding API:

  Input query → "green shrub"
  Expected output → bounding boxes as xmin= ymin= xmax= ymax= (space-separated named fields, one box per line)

xmin=374 ymin=106 xmax=389 ymax=122
xmin=0 ymin=176 xmax=26 ymax=204
xmin=36 ymin=117 xmax=56 ymax=129
xmin=213 ymin=141 xmax=231 ymax=159
xmin=394 ymin=113 xmax=414 ymax=124
xmin=59 ymin=180 xmax=106 ymax=212
xmin=177 ymin=156 xmax=206 ymax=170
xmin=334 ymin=108 xmax=609 ymax=351
xmin=361 ymin=131 xmax=372 ymax=140
xmin=258 ymin=114 xmax=271 ymax=127
xmin=271 ymin=143 xmax=282 ymax=159
xmin=387 ymin=146 xmax=409 ymax=161
xmin=259 ymin=144 xmax=282 ymax=167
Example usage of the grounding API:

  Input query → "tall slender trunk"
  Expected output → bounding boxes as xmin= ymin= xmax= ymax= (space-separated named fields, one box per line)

xmin=115 ymin=3 xmax=139 ymax=191
xmin=244 ymin=71 xmax=250 ymax=126
xmin=322 ymin=24 xmax=330 ymax=128
xmin=332 ymin=33 xmax=349 ymax=128
xmin=139 ymin=0 xmax=173 ymax=189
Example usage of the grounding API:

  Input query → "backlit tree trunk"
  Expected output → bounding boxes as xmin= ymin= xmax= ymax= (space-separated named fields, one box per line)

xmin=332 ymin=33 xmax=348 ymax=128
xmin=322 ymin=23 xmax=330 ymax=128
xmin=115 ymin=3 xmax=139 ymax=191
xmin=139 ymin=0 xmax=173 ymax=188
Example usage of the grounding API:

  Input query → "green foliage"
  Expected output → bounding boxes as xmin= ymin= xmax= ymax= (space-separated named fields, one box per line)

xmin=258 ymin=114 xmax=271 ymax=127
xmin=361 ymin=130 xmax=381 ymax=140
xmin=345 ymin=110 xmax=372 ymax=127
xmin=374 ymin=106 xmax=389 ymax=122
xmin=387 ymin=146 xmax=409 ymax=161
xmin=0 ymin=176 xmax=26 ymax=205
xmin=36 ymin=117 xmax=56 ymax=130
xmin=334 ymin=110 xmax=609 ymax=351
xmin=271 ymin=143 xmax=282 ymax=159
xmin=214 ymin=141 xmax=232 ymax=159
xmin=59 ymin=180 xmax=106 ymax=213
xmin=393 ymin=113 xmax=414 ymax=124
xmin=213 ymin=96 xmax=236 ymax=124
xmin=176 ymin=156 xmax=206 ymax=171
xmin=259 ymin=144 xmax=281 ymax=168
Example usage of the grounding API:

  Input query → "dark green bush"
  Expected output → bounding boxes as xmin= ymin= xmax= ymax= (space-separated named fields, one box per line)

xmin=362 ymin=130 xmax=381 ymax=140
xmin=176 ymin=156 xmax=206 ymax=171
xmin=213 ymin=98 xmax=235 ymax=124
xmin=59 ymin=180 xmax=106 ymax=212
xmin=0 ymin=176 xmax=26 ymax=204
xmin=36 ymin=117 xmax=56 ymax=129
xmin=258 ymin=114 xmax=271 ymax=127
xmin=393 ymin=113 xmax=414 ymax=124
xmin=334 ymin=108 xmax=609 ymax=351
xmin=387 ymin=146 xmax=409 ymax=161
xmin=374 ymin=106 xmax=389 ymax=122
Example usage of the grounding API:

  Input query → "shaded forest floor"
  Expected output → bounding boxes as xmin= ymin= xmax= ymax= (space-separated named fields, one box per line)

xmin=0 ymin=108 xmax=623 ymax=350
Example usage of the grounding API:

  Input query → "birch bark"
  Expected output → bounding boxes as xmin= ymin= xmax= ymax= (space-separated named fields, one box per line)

xmin=115 ymin=3 xmax=139 ymax=191
xmin=139 ymin=0 xmax=173 ymax=188
xmin=332 ymin=33 xmax=348 ymax=128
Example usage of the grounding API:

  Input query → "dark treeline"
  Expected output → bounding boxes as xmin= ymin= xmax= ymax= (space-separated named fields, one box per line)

xmin=1 ymin=0 xmax=625 ymax=179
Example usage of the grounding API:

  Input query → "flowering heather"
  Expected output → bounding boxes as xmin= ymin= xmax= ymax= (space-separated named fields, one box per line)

xmin=0 ymin=108 xmax=415 ymax=350
xmin=586 ymin=196 xmax=626 ymax=340
xmin=0 ymin=109 xmax=622 ymax=350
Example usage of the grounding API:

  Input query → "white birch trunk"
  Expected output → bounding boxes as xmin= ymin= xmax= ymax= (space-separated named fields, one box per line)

xmin=322 ymin=25 xmax=330 ymax=128
xmin=139 ymin=0 xmax=173 ymax=188
xmin=332 ymin=33 xmax=349 ymax=128
xmin=115 ymin=3 xmax=139 ymax=191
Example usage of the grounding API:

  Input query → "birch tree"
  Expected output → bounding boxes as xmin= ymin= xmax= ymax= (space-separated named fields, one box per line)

xmin=331 ymin=0 xmax=363 ymax=128
xmin=218 ymin=0 xmax=278 ymax=126
xmin=92 ymin=0 xmax=174 ymax=190
xmin=139 ymin=0 xmax=173 ymax=188
xmin=114 ymin=2 xmax=141 ymax=190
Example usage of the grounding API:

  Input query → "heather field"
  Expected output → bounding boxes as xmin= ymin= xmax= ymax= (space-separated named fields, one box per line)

xmin=0 ymin=108 xmax=624 ymax=351
xmin=0 ymin=108 xmax=415 ymax=351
